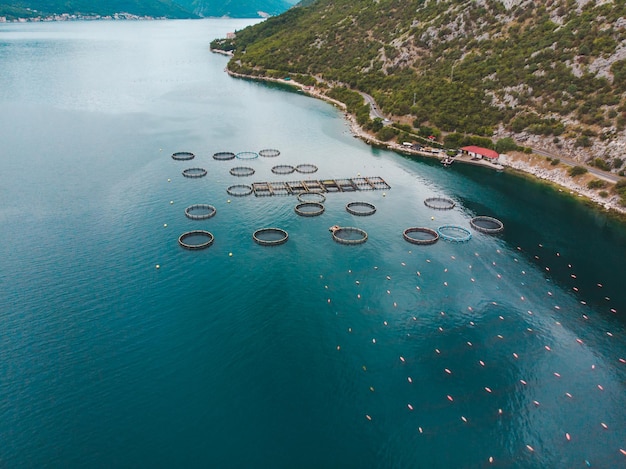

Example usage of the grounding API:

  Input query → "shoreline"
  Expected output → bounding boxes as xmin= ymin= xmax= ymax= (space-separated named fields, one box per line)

xmin=223 ymin=67 xmax=626 ymax=218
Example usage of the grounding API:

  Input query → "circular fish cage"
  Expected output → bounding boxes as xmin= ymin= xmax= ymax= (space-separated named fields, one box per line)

xmin=272 ymin=164 xmax=296 ymax=175
xmin=346 ymin=201 xmax=376 ymax=216
xmin=182 ymin=167 xmax=207 ymax=178
xmin=297 ymin=192 xmax=326 ymax=203
xmin=253 ymin=228 xmax=289 ymax=246
xmin=226 ymin=184 xmax=253 ymax=197
xmin=403 ymin=227 xmax=439 ymax=245
xmin=178 ymin=230 xmax=214 ymax=250
xmin=171 ymin=151 xmax=195 ymax=161
xmin=424 ymin=197 xmax=456 ymax=210
xmin=330 ymin=226 xmax=368 ymax=245
xmin=470 ymin=216 xmax=504 ymax=234
xmin=259 ymin=149 xmax=280 ymax=158
xmin=236 ymin=151 xmax=259 ymax=160
xmin=295 ymin=164 xmax=318 ymax=174
xmin=213 ymin=151 xmax=235 ymax=161
xmin=184 ymin=204 xmax=217 ymax=220
xmin=437 ymin=225 xmax=472 ymax=243
xmin=229 ymin=166 xmax=255 ymax=177
xmin=295 ymin=202 xmax=325 ymax=217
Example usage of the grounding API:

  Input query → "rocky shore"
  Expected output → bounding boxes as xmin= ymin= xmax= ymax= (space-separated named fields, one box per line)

xmin=222 ymin=68 xmax=626 ymax=216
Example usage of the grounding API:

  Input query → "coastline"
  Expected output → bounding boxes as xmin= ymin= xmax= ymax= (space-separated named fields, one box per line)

xmin=222 ymin=66 xmax=626 ymax=218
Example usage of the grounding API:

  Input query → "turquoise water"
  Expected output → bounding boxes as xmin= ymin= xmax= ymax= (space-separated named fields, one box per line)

xmin=1 ymin=19 xmax=626 ymax=468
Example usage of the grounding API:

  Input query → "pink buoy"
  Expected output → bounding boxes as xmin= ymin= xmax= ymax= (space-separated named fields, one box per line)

xmin=447 ymin=395 xmax=454 ymax=402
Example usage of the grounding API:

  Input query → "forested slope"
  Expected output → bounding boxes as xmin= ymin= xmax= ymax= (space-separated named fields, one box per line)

xmin=217 ymin=0 xmax=626 ymax=169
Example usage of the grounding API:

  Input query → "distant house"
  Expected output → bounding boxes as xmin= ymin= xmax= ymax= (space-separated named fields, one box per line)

xmin=226 ymin=32 xmax=236 ymax=39
xmin=460 ymin=145 xmax=499 ymax=161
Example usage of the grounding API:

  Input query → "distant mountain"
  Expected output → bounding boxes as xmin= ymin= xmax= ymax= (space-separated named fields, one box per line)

xmin=172 ymin=0 xmax=292 ymax=18
xmin=0 ymin=0 xmax=197 ymax=19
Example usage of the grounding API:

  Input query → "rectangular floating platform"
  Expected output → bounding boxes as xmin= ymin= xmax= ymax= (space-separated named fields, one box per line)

xmin=252 ymin=182 xmax=272 ymax=197
xmin=251 ymin=176 xmax=390 ymax=196
xmin=268 ymin=181 xmax=291 ymax=196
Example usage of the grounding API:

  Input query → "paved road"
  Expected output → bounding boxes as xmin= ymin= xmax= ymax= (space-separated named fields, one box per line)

xmin=360 ymin=91 xmax=388 ymax=122
xmin=358 ymin=88 xmax=620 ymax=182
xmin=532 ymin=148 xmax=620 ymax=183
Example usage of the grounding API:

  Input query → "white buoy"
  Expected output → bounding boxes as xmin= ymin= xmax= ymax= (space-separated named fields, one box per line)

xmin=167 ymin=178 xmax=171 ymax=182
xmin=229 ymin=252 xmax=233 ymax=257
xmin=155 ymin=264 xmax=160 ymax=269
xmin=227 ymin=199 xmax=231 ymax=203
xmin=163 ymin=223 xmax=167 ymax=227
xmin=170 ymin=201 xmax=174 ymax=204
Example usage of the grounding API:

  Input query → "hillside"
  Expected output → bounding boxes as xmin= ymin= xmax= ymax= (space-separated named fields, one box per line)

xmin=172 ymin=0 xmax=292 ymax=18
xmin=217 ymin=0 xmax=626 ymax=173
xmin=0 ymin=0 xmax=196 ymax=19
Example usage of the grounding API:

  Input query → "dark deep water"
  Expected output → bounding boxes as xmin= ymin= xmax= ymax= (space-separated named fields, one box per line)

xmin=1 ymin=19 xmax=625 ymax=468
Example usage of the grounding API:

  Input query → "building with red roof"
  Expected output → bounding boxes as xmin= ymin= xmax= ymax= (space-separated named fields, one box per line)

xmin=460 ymin=146 xmax=499 ymax=161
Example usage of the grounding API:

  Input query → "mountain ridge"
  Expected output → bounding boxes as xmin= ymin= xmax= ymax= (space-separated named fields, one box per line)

xmin=219 ymin=0 xmax=626 ymax=173
xmin=173 ymin=0 xmax=292 ymax=18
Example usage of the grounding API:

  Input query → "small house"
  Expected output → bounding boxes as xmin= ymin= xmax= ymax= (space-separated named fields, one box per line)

xmin=460 ymin=146 xmax=499 ymax=161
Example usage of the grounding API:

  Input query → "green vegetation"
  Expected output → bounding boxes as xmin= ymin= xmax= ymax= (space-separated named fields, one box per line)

xmin=615 ymin=180 xmax=626 ymax=206
xmin=172 ymin=0 xmax=291 ymax=18
xmin=569 ymin=165 xmax=588 ymax=177
xmin=590 ymin=157 xmax=611 ymax=171
xmin=587 ymin=179 xmax=607 ymax=189
xmin=218 ymin=0 xmax=626 ymax=155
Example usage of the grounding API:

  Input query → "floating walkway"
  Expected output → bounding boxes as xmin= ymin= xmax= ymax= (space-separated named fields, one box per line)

xmin=184 ymin=204 xmax=216 ymax=220
xmin=346 ymin=201 xmax=376 ymax=216
xmin=245 ymin=176 xmax=390 ymax=197
xmin=403 ymin=227 xmax=439 ymax=245
xmin=329 ymin=225 xmax=368 ymax=245
xmin=437 ymin=225 xmax=472 ymax=243
xmin=295 ymin=202 xmax=325 ymax=217
xmin=171 ymin=151 xmax=195 ymax=161
xmin=470 ymin=216 xmax=504 ymax=234
xmin=253 ymin=228 xmax=289 ymax=246
xmin=178 ymin=230 xmax=214 ymax=250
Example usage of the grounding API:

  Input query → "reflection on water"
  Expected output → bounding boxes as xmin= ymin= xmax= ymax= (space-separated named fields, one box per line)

xmin=0 ymin=19 xmax=625 ymax=468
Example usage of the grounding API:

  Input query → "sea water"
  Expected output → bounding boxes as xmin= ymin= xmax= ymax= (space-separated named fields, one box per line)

xmin=1 ymin=19 xmax=625 ymax=468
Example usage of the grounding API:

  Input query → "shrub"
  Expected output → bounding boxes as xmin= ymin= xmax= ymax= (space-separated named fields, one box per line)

xmin=592 ymin=158 xmax=611 ymax=171
xmin=550 ymin=158 xmax=560 ymax=165
xmin=587 ymin=179 xmax=607 ymax=189
xmin=569 ymin=165 xmax=588 ymax=177
xmin=599 ymin=191 xmax=609 ymax=198
xmin=495 ymin=137 xmax=519 ymax=153
xmin=377 ymin=126 xmax=398 ymax=141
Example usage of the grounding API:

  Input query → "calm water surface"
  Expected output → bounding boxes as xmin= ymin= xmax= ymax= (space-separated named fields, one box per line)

xmin=1 ymin=19 xmax=626 ymax=468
